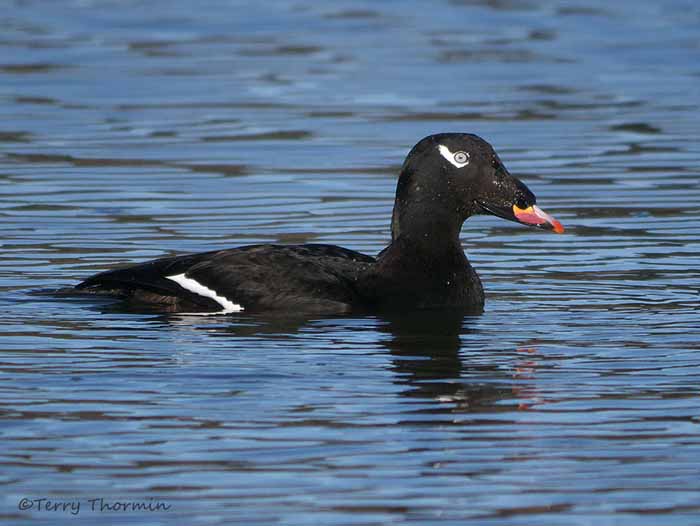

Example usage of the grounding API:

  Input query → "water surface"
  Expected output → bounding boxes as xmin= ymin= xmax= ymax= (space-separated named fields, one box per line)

xmin=1 ymin=0 xmax=699 ymax=524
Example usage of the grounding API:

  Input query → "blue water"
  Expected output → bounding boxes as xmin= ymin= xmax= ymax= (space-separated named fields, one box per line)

xmin=1 ymin=0 xmax=699 ymax=524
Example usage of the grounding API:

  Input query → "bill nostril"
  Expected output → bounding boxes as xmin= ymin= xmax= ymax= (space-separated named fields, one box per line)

xmin=515 ymin=195 xmax=529 ymax=209
xmin=513 ymin=179 xmax=537 ymax=206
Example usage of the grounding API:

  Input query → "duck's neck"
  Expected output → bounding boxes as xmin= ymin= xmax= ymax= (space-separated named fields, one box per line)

xmin=392 ymin=215 xmax=464 ymax=260
xmin=373 ymin=210 xmax=482 ymax=310
xmin=390 ymin=185 xmax=466 ymax=259
xmin=384 ymin=198 xmax=469 ymax=276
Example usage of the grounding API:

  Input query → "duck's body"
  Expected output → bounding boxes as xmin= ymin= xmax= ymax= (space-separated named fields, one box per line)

xmin=76 ymin=240 xmax=484 ymax=314
xmin=78 ymin=244 xmax=375 ymax=314
xmin=75 ymin=133 xmax=563 ymax=314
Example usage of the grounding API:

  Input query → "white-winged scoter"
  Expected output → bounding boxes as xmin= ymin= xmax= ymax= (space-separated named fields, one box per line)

xmin=75 ymin=133 xmax=564 ymax=314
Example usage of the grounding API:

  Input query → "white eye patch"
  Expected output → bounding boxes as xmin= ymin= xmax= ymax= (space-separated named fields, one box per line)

xmin=438 ymin=145 xmax=470 ymax=168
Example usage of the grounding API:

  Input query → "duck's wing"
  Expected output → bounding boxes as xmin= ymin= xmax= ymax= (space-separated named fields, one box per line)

xmin=76 ymin=244 xmax=375 ymax=313
xmin=183 ymin=244 xmax=374 ymax=313
xmin=75 ymin=249 xmax=225 ymax=310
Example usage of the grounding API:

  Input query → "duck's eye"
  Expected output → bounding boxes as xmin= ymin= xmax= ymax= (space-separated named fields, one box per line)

xmin=491 ymin=158 xmax=501 ymax=170
xmin=453 ymin=151 xmax=469 ymax=165
xmin=437 ymin=144 xmax=470 ymax=168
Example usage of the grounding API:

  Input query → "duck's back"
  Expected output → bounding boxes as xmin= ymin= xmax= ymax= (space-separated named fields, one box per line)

xmin=76 ymin=244 xmax=375 ymax=314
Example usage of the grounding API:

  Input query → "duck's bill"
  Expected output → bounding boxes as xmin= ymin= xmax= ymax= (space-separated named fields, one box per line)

xmin=512 ymin=204 xmax=564 ymax=233
xmin=478 ymin=202 xmax=564 ymax=233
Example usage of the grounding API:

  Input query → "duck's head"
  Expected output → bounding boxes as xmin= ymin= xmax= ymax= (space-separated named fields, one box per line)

xmin=391 ymin=133 xmax=564 ymax=241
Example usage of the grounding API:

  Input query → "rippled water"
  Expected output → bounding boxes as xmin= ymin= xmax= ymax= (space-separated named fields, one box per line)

xmin=1 ymin=0 xmax=699 ymax=524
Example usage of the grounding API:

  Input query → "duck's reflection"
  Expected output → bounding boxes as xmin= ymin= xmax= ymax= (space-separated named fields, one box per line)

xmin=377 ymin=311 xmax=527 ymax=412
xmin=97 ymin=301 xmax=541 ymax=412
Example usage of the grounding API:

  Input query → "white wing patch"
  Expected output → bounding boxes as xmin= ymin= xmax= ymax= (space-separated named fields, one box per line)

xmin=166 ymin=273 xmax=243 ymax=313
xmin=438 ymin=144 xmax=470 ymax=168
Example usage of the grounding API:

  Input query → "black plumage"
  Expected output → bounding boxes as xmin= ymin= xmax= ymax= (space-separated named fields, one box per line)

xmin=75 ymin=133 xmax=564 ymax=314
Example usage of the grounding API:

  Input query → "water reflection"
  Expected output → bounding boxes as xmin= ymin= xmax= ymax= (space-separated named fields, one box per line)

xmin=160 ymin=309 xmax=541 ymax=418
xmin=380 ymin=311 xmax=537 ymax=413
